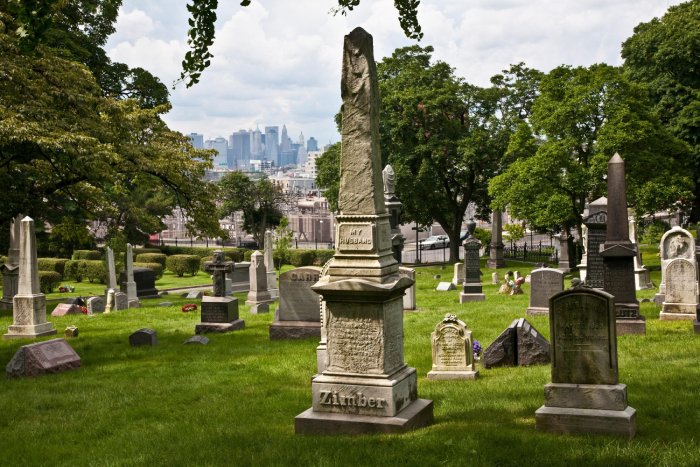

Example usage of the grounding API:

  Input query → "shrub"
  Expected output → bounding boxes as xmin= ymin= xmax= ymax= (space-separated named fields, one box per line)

xmin=133 ymin=262 xmax=163 ymax=279
xmin=314 ymin=250 xmax=335 ymax=265
xmin=199 ymin=253 xmax=240 ymax=272
xmin=158 ymin=245 xmax=247 ymax=261
xmin=38 ymin=271 xmax=62 ymax=293
xmin=37 ymin=258 xmax=68 ymax=278
xmin=72 ymin=250 xmax=101 ymax=260
xmin=166 ymin=255 xmax=201 ymax=277
xmin=83 ymin=260 xmax=107 ymax=283
xmin=134 ymin=248 xmax=161 ymax=256
xmin=135 ymin=253 xmax=167 ymax=267
xmin=640 ymin=220 xmax=671 ymax=245
xmin=64 ymin=260 xmax=85 ymax=282
xmin=289 ymin=250 xmax=315 ymax=267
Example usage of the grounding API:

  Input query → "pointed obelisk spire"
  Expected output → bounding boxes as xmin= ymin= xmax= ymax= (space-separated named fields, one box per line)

xmin=604 ymin=153 xmax=633 ymax=246
xmin=338 ymin=27 xmax=386 ymax=216
xmin=4 ymin=217 xmax=56 ymax=339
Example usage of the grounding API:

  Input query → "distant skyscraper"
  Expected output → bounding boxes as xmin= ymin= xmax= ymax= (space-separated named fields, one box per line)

xmin=278 ymin=124 xmax=295 ymax=166
xmin=251 ymin=125 xmax=263 ymax=158
xmin=306 ymin=136 xmax=318 ymax=152
xmin=297 ymin=132 xmax=308 ymax=166
xmin=231 ymin=129 xmax=251 ymax=169
xmin=264 ymin=126 xmax=279 ymax=165
xmin=205 ymin=137 xmax=229 ymax=168
xmin=188 ymin=133 xmax=204 ymax=149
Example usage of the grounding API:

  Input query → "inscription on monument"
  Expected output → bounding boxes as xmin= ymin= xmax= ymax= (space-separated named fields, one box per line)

xmin=338 ymin=224 xmax=374 ymax=251
xmin=586 ymin=226 xmax=606 ymax=288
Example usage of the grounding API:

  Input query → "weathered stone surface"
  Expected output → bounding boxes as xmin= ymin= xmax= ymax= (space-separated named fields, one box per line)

xmin=229 ymin=262 xmax=251 ymax=293
xmin=86 ymin=296 xmax=104 ymax=314
xmin=269 ymin=320 xmax=321 ymax=340
xmin=183 ymin=335 xmax=209 ymax=345
xmin=427 ymin=314 xmax=478 ymax=380
xmin=246 ymin=251 xmax=273 ymax=306
xmin=527 ymin=268 xmax=564 ymax=316
xmin=661 ymin=258 xmax=698 ymax=319
xmin=129 ymin=328 xmax=157 ymax=346
xmin=0 ymin=214 xmax=21 ymax=310
xmin=124 ymin=267 xmax=159 ymax=298
xmin=491 ymin=272 xmax=499 ymax=284
xmin=399 ymin=267 xmax=416 ymax=311
xmin=158 ymin=301 xmax=173 ymax=307
xmin=460 ymin=236 xmax=485 ymax=302
xmin=186 ymin=291 xmax=203 ymax=299
xmin=435 ymin=282 xmax=455 ymax=291
xmin=6 ymin=338 xmax=80 ymax=377
xmin=536 ymin=286 xmax=636 ymax=437
xmin=4 ymin=217 xmax=56 ymax=339
xmin=196 ymin=296 xmax=244 ymax=334
xmin=483 ymin=318 xmax=549 ymax=368
xmin=114 ymin=291 xmax=128 ymax=311
xmin=64 ymin=326 xmax=79 ymax=338
xmin=105 ymin=246 xmax=117 ymax=290
xmin=487 ymin=210 xmax=506 ymax=269
xmin=276 ymin=267 xmax=322 ymax=322
xmin=452 ymin=263 xmax=464 ymax=285
xmin=655 ymin=227 xmax=694 ymax=305
xmin=204 ymin=251 xmax=234 ymax=298
xmin=124 ymin=243 xmax=139 ymax=306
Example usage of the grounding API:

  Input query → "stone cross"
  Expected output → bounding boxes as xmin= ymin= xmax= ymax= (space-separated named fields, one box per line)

xmin=204 ymin=251 xmax=234 ymax=297
xmin=106 ymin=247 xmax=117 ymax=290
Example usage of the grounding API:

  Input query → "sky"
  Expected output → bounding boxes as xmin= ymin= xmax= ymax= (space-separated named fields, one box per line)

xmin=106 ymin=0 xmax=683 ymax=146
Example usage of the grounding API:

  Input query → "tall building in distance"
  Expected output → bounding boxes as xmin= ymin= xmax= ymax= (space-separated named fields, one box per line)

xmin=279 ymin=124 xmax=296 ymax=166
xmin=264 ymin=126 xmax=279 ymax=165
xmin=230 ymin=129 xmax=252 ymax=169
xmin=251 ymin=125 xmax=264 ymax=159
xmin=297 ymin=132 xmax=308 ymax=167
xmin=306 ymin=136 xmax=318 ymax=152
xmin=205 ymin=137 xmax=229 ymax=168
xmin=188 ymin=133 xmax=204 ymax=149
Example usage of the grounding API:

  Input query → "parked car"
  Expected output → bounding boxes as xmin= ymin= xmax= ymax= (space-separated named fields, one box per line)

xmin=419 ymin=235 xmax=449 ymax=250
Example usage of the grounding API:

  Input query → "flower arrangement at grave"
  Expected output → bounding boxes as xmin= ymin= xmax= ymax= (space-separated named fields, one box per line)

xmin=181 ymin=304 xmax=198 ymax=312
xmin=80 ymin=306 xmax=88 ymax=315
xmin=473 ymin=340 xmax=482 ymax=361
xmin=58 ymin=285 xmax=75 ymax=293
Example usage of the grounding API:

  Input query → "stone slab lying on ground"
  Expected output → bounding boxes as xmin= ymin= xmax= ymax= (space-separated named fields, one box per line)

xmin=6 ymin=338 xmax=80 ymax=378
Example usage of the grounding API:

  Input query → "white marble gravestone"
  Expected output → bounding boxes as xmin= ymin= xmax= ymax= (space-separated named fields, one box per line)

xmin=427 ymin=314 xmax=478 ymax=380
xmin=264 ymin=230 xmax=278 ymax=298
xmin=269 ymin=266 xmax=322 ymax=339
xmin=661 ymin=258 xmax=698 ymax=320
xmin=124 ymin=243 xmax=139 ymax=308
xmin=4 ymin=217 xmax=56 ymax=339
xmin=655 ymin=226 xmax=696 ymax=306
xmin=246 ymin=251 xmax=274 ymax=314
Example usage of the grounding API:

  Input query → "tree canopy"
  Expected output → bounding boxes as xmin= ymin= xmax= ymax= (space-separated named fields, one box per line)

xmin=622 ymin=0 xmax=700 ymax=218
xmin=0 ymin=4 xmax=221 ymax=246
xmin=489 ymin=63 xmax=693 ymax=235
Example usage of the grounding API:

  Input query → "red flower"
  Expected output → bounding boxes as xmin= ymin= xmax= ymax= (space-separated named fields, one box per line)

xmin=80 ymin=306 xmax=89 ymax=315
xmin=182 ymin=304 xmax=197 ymax=312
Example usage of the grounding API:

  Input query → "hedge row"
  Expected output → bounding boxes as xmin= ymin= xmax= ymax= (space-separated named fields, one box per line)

xmin=135 ymin=253 xmax=167 ymax=267
xmin=133 ymin=248 xmax=161 ymax=256
xmin=38 ymin=271 xmax=62 ymax=293
xmin=165 ymin=255 xmax=200 ymax=277
xmin=134 ymin=262 xmax=164 ymax=279
xmin=38 ymin=258 xmax=69 ymax=278
xmin=64 ymin=260 xmax=106 ymax=283
xmin=71 ymin=250 xmax=102 ymax=260
xmin=157 ymin=245 xmax=246 ymax=262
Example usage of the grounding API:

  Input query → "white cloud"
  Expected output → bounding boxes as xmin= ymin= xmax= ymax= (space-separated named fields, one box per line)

xmin=106 ymin=0 xmax=685 ymax=145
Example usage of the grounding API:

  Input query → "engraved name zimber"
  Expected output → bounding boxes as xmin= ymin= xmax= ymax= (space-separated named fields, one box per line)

xmin=319 ymin=390 xmax=386 ymax=409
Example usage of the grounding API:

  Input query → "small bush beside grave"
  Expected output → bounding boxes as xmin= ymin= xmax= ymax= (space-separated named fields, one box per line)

xmin=37 ymin=258 xmax=68 ymax=278
xmin=71 ymin=250 xmax=102 ymax=260
xmin=38 ymin=271 xmax=61 ymax=293
xmin=134 ymin=262 xmax=164 ymax=279
xmin=165 ymin=255 xmax=200 ymax=277
xmin=135 ymin=253 xmax=167 ymax=267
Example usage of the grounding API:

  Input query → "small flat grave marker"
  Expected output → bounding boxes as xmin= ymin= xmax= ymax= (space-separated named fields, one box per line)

xmin=129 ymin=328 xmax=157 ymax=347
xmin=6 ymin=338 xmax=81 ymax=378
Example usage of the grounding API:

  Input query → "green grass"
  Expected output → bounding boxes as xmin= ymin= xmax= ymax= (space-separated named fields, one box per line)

xmin=0 ymin=260 xmax=698 ymax=467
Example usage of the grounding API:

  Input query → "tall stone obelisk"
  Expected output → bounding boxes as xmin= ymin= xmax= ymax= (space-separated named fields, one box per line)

xmin=4 ymin=217 xmax=56 ymax=339
xmin=600 ymin=153 xmax=645 ymax=335
xmin=125 ymin=243 xmax=140 ymax=308
xmin=295 ymin=27 xmax=433 ymax=435
xmin=487 ymin=210 xmax=506 ymax=268
xmin=0 ymin=215 xmax=22 ymax=310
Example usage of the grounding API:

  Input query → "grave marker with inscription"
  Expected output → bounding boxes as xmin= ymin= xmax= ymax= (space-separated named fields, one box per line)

xmin=0 ymin=214 xmax=21 ymax=310
xmin=661 ymin=258 xmax=698 ymax=320
xmin=527 ymin=268 xmax=564 ymax=316
xmin=460 ymin=235 xmax=485 ymax=303
xmin=583 ymin=211 xmax=607 ymax=289
xmin=399 ymin=267 xmax=416 ymax=311
xmin=196 ymin=251 xmax=244 ymax=334
xmin=452 ymin=263 xmax=464 ymax=285
xmin=129 ymin=328 xmax=157 ymax=347
xmin=535 ymin=286 xmax=636 ymax=438
xmin=6 ymin=338 xmax=80 ymax=377
xmin=655 ymin=226 xmax=695 ymax=306
xmin=295 ymin=27 xmax=432 ymax=435
xmin=246 ymin=251 xmax=274 ymax=314
xmin=270 ymin=266 xmax=322 ymax=339
xmin=427 ymin=314 xmax=478 ymax=380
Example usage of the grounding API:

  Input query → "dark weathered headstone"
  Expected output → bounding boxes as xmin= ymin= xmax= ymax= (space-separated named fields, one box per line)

xmin=583 ymin=211 xmax=607 ymax=288
xmin=6 ymin=338 xmax=80 ymax=377
xmin=483 ymin=318 xmax=549 ymax=368
xmin=487 ymin=210 xmax=506 ymax=268
xmin=427 ymin=314 xmax=478 ymax=380
xmin=64 ymin=326 xmax=79 ymax=338
xmin=129 ymin=328 xmax=157 ymax=347
xmin=599 ymin=154 xmax=644 ymax=335
xmin=557 ymin=228 xmax=576 ymax=272
xmin=527 ymin=268 xmax=564 ymax=316
xmin=229 ymin=262 xmax=251 ymax=292
xmin=120 ymin=267 xmax=159 ymax=298
xmin=270 ymin=266 xmax=322 ymax=340
xmin=183 ymin=335 xmax=209 ymax=345
xmin=204 ymin=251 xmax=235 ymax=298
xmin=460 ymin=236 xmax=485 ymax=303
xmin=86 ymin=296 xmax=104 ymax=314
xmin=535 ymin=285 xmax=636 ymax=437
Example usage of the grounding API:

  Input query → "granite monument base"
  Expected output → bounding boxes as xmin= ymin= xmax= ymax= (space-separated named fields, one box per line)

xmin=295 ymin=399 xmax=433 ymax=435
xmin=660 ymin=303 xmax=696 ymax=320
xmin=459 ymin=292 xmax=485 ymax=303
xmin=526 ymin=306 xmax=549 ymax=316
xmin=195 ymin=296 xmax=244 ymax=334
xmin=4 ymin=295 xmax=56 ymax=339
xmin=269 ymin=320 xmax=321 ymax=340
xmin=535 ymin=383 xmax=636 ymax=438
xmin=616 ymin=317 xmax=646 ymax=335
xmin=427 ymin=369 xmax=478 ymax=380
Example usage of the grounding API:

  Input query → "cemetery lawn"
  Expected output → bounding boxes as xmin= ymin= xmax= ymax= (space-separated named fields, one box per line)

xmin=1 ymin=260 xmax=699 ymax=466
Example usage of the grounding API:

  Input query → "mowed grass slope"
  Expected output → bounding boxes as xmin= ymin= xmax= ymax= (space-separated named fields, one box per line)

xmin=0 ymin=259 xmax=698 ymax=467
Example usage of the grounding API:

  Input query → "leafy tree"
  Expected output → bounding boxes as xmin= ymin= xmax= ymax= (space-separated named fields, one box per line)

xmin=273 ymin=217 xmax=294 ymax=271
xmin=0 ymin=11 xmax=221 ymax=246
xmin=378 ymin=46 xmax=517 ymax=261
xmin=489 ymin=64 xmax=693 ymax=238
xmin=622 ymin=0 xmax=700 ymax=217
xmin=218 ymin=172 xmax=288 ymax=246
xmin=314 ymin=142 xmax=341 ymax=213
